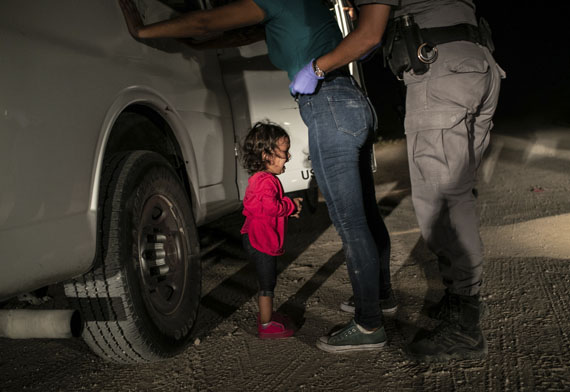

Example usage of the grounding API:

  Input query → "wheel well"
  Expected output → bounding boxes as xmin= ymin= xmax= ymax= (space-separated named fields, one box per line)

xmin=104 ymin=105 xmax=194 ymax=203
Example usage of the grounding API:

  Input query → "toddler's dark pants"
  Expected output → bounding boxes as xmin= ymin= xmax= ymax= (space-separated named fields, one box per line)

xmin=242 ymin=234 xmax=276 ymax=298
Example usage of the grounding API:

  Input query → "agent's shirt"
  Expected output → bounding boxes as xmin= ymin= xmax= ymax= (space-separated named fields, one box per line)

xmin=354 ymin=0 xmax=477 ymax=28
xmin=253 ymin=0 xmax=343 ymax=80
xmin=241 ymin=172 xmax=296 ymax=256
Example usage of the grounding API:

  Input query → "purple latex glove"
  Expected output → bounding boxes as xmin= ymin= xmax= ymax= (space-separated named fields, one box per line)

xmin=289 ymin=59 xmax=324 ymax=96
xmin=359 ymin=42 xmax=382 ymax=62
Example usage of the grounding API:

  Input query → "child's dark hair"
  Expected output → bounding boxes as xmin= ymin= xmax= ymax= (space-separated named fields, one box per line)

xmin=241 ymin=121 xmax=289 ymax=175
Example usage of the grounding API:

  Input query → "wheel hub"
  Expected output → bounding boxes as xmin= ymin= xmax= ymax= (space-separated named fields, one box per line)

xmin=138 ymin=194 xmax=188 ymax=316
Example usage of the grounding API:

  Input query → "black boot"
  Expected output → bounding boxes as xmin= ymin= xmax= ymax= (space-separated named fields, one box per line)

xmin=426 ymin=289 xmax=488 ymax=321
xmin=408 ymin=293 xmax=487 ymax=362
xmin=426 ymin=289 xmax=452 ymax=320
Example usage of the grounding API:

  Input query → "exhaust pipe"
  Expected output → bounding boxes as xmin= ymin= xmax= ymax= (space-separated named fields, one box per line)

xmin=0 ymin=309 xmax=82 ymax=339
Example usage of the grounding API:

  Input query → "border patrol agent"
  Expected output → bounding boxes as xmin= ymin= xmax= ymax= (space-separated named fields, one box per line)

xmin=290 ymin=0 xmax=505 ymax=362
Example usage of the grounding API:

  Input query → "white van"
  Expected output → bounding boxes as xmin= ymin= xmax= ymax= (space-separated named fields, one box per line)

xmin=0 ymin=0 xmax=359 ymax=363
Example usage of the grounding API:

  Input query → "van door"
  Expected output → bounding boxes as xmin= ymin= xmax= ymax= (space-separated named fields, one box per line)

xmin=147 ymin=0 xmax=241 ymax=221
xmin=206 ymin=0 xmax=314 ymax=198
xmin=217 ymin=40 xmax=314 ymax=198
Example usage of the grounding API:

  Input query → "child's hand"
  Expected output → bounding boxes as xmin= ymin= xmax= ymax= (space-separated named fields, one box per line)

xmin=291 ymin=197 xmax=303 ymax=218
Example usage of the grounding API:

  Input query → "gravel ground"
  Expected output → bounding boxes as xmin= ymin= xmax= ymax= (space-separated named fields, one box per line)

xmin=1 ymin=118 xmax=569 ymax=391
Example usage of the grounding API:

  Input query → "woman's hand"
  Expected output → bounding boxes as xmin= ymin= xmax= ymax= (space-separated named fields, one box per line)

xmin=118 ymin=0 xmax=145 ymax=39
xmin=289 ymin=60 xmax=323 ymax=96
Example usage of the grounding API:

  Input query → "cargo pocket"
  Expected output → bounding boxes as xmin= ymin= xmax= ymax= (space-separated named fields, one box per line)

xmin=438 ymin=42 xmax=490 ymax=75
xmin=405 ymin=108 xmax=466 ymax=134
xmin=447 ymin=57 xmax=489 ymax=74
xmin=406 ymin=108 xmax=470 ymax=184
xmin=427 ymin=45 xmax=492 ymax=113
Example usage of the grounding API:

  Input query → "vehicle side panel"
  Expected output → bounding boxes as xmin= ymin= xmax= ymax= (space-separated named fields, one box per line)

xmin=0 ymin=1 xmax=238 ymax=299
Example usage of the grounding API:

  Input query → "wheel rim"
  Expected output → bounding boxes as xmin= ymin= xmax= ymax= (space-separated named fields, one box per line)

xmin=138 ymin=194 xmax=188 ymax=317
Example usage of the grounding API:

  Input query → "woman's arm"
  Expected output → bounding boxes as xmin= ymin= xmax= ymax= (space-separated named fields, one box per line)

xmin=289 ymin=4 xmax=391 ymax=95
xmin=118 ymin=0 xmax=265 ymax=39
xmin=315 ymin=4 xmax=391 ymax=73
xmin=180 ymin=25 xmax=266 ymax=49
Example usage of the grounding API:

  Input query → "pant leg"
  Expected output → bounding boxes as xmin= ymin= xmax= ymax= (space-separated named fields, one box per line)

xmin=243 ymin=234 xmax=276 ymax=298
xmin=297 ymin=76 xmax=383 ymax=329
xmin=359 ymin=140 xmax=392 ymax=298
xmin=403 ymin=42 xmax=502 ymax=296
xmin=407 ymin=138 xmax=483 ymax=294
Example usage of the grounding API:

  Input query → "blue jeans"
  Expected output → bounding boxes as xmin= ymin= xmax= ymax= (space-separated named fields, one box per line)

xmin=297 ymin=75 xmax=391 ymax=329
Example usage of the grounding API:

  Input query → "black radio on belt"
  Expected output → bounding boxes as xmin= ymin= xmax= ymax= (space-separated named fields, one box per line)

xmin=383 ymin=14 xmax=494 ymax=79
xmin=383 ymin=14 xmax=436 ymax=78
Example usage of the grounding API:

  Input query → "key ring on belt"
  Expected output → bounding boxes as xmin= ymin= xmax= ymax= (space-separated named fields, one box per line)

xmin=417 ymin=43 xmax=438 ymax=64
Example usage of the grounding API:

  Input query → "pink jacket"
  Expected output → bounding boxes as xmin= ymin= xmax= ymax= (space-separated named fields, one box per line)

xmin=240 ymin=172 xmax=296 ymax=256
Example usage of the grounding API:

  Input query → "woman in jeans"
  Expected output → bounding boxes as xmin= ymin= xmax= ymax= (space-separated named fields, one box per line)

xmin=118 ymin=0 xmax=394 ymax=353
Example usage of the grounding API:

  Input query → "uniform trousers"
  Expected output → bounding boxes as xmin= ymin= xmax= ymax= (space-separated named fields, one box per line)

xmin=403 ymin=41 xmax=504 ymax=296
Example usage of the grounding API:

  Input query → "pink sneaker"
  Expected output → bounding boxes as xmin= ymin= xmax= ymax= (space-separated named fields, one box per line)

xmin=257 ymin=313 xmax=294 ymax=339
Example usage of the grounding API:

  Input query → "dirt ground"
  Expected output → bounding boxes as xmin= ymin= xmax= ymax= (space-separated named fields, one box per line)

xmin=1 ymin=118 xmax=569 ymax=391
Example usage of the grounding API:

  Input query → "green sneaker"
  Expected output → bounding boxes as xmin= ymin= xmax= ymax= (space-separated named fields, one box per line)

xmin=340 ymin=290 xmax=398 ymax=316
xmin=316 ymin=319 xmax=387 ymax=353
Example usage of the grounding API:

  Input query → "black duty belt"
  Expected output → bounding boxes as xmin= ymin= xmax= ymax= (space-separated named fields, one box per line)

xmin=420 ymin=23 xmax=483 ymax=47
xmin=383 ymin=16 xmax=495 ymax=78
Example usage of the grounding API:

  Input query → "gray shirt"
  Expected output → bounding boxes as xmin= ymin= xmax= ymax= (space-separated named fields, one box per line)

xmin=353 ymin=0 xmax=477 ymax=28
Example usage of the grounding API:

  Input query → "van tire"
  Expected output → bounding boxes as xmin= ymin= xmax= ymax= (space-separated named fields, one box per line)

xmin=65 ymin=151 xmax=200 ymax=363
